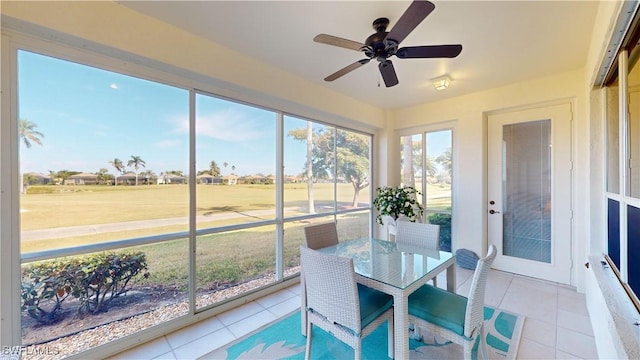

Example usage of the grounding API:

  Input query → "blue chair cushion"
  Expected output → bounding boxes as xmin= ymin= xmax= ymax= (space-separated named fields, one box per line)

xmin=408 ymin=284 xmax=467 ymax=337
xmin=357 ymin=283 xmax=393 ymax=329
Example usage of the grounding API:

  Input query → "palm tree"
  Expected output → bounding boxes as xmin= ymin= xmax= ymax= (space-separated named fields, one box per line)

xmin=127 ymin=155 xmax=146 ymax=186
xmin=210 ymin=160 xmax=220 ymax=183
xmin=231 ymin=165 xmax=236 ymax=175
xmin=109 ymin=158 xmax=124 ymax=186
xmin=223 ymin=162 xmax=228 ymax=175
xmin=19 ymin=119 xmax=44 ymax=193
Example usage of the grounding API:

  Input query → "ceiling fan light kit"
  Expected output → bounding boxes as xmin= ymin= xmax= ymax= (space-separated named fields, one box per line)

xmin=432 ymin=75 xmax=451 ymax=90
xmin=313 ymin=0 xmax=462 ymax=88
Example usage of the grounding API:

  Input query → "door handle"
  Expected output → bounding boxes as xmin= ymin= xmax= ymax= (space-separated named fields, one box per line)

xmin=489 ymin=209 xmax=501 ymax=214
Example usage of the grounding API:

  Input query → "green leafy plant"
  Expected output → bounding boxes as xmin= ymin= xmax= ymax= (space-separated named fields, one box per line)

xmin=21 ymin=263 xmax=73 ymax=324
xmin=68 ymin=251 xmax=149 ymax=314
xmin=21 ymin=251 xmax=149 ymax=322
xmin=372 ymin=186 xmax=424 ymax=225
xmin=428 ymin=212 xmax=452 ymax=251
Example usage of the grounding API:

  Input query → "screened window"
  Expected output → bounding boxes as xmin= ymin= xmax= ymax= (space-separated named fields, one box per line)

xmin=400 ymin=129 xmax=453 ymax=251
xmin=13 ymin=50 xmax=373 ymax=357
xmin=606 ymin=45 xmax=640 ymax=312
xmin=18 ymin=50 xmax=191 ymax=350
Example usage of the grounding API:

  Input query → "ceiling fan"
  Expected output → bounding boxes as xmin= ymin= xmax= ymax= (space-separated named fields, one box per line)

xmin=313 ymin=0 xmax=462 ymax=87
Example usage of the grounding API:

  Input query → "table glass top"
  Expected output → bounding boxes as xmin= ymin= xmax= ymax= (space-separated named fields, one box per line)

xmin=318 ymin=238 xmax=454 ymax=290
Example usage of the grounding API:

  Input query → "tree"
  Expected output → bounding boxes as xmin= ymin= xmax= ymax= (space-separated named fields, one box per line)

xmin=48 ymin=170 xmax=59 ymax=185
xmin=231 ymin=165 xmax=236 ymax=175
xmin=127 ymin=155 xmax=146 ymax=186
xmin=426 ymin=156 xmax=437 ymax=178
xmin=109 ymin=158 xmax=125 ymax=186
xmin=54 ymin=170 xmax=75 ymax=184
xmin=289 ymin=126 xmax=369 ymax=208
xmin=96 ymin=168 xmax=111 ymax=185
xmin=210 ymin=160 xmax=221 ymax=183
xmin=223 ymin=162 xmax=228 ymax=174
xmin=19 ymin=119 xmax=44 ymax=193
xmin=335 ymin=131 xmax=370 ymax=207
xmin=139 ymin=170 xmax=156 ymax=185
xmin=401 ymin=135 xmax=416 ymax=188
xmin=435 ymin=147 xmax=452 ymax=180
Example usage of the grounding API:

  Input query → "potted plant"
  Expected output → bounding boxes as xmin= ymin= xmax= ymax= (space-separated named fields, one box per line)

xmin=372 ymin=186 xmax=424 ymax=234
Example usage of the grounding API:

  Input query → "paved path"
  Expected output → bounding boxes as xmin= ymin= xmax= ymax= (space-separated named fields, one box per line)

xmin=21 ymin=208 xmax=287 ymax=242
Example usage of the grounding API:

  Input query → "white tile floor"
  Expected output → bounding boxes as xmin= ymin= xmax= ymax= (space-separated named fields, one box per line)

xmin=111 ymin=268 xmax=598 ymax=359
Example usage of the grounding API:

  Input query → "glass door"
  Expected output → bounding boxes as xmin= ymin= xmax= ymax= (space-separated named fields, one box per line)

xmin=488 ymin=104 xmax=572 ymax=284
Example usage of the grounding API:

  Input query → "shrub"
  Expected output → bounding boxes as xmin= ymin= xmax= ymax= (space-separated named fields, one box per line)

xmin=428 ymin=212 xmax=452 ymax=252
xmin=69 ymin=252 xmax=149 ymax=314
xmin=21 ymin=261 xmax=73 ymax=324
xmin=21 ymin=251 xmax=149 ymax=323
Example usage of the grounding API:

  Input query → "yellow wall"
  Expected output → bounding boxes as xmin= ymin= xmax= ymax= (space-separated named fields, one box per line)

xmin=387 ymin=70 xmax=585 ymax=258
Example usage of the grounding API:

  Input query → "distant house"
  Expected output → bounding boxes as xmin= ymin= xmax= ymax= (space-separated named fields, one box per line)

xmin=24 ymin=172 xmax=51 ymax=185
xmin=157 ymin=174 xmax=186 ymax=184
xmin=284 ymin=175 xmax=300 ymax=183
xmin=237 ymin=175 xmax=255 ymax=184
xmin=222 ymin=175 xmax=237 ymax=185
xmin=196 ymin=174 xmax=236 ymax=185
xmin=66 ymin=172 xmax=98 ymax=185
xmin=116 ymin=172 xmax=137 ymax=185
xmin=196 ymin=174 xmax=215 ymax=184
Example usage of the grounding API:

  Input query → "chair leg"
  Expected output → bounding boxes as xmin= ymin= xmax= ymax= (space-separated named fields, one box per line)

xmin=305 ymin=320 xmax=312 ymax=360
xmin=300 ymin=273 xmax=307 ymax=336
xmin=387 ymin=318 xmax=394 ymax=358
xmin=479 ymin=324 xmax=488 ymax=360
xmin=463 ymin=341 xmax=473 ymax=360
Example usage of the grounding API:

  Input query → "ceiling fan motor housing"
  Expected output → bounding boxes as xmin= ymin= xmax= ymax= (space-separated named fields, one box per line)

xmin=364 ymin=18 xmax=399 ymax=60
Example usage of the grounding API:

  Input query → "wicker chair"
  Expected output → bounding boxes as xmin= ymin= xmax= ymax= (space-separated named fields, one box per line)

xmin=303 ymin=221 xmax=339 ymax=249
xmin=396 ymin=221 xmax=440 ymax=286
xmin=300 ymin=221 xmax=340 ymax=335
xmin=407 ymin=245 xmax=497 ymax=360
xmin=300 ymin=246 xmax=394 ymax=360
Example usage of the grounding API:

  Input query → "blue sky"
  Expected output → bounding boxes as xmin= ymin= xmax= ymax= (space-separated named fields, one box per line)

xmin=18 ymin=50 xmax=310 ymax=177
xmin=18 ymin=50 xmax=449 ymax=177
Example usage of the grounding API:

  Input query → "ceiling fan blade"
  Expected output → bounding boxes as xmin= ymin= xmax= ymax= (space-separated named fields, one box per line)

xmin=314 ymin=34 xmax=366 ymax=52
xmin=385 ymin=0 xmax=435 ymax=44
xmin=324 ymin=59 xmax=371 ymax=81
xmin=396 ymin=44 xmax=462 ymax=59
xmin=378 ymin=60 xmax=399 ymax=87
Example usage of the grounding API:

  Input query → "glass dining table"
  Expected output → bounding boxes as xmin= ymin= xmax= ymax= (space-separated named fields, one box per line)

xmin=300 ymin=237 xmax=456 ymax=359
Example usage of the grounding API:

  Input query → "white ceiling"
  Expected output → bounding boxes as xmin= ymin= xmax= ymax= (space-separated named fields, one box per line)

xmin=120 ymin=1 xmax=600 ymax=109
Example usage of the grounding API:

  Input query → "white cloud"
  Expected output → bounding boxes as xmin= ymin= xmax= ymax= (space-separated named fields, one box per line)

xmin=172 ymin=109 xmax=268 ymax=142
xmin=110 ymin=83 xmax=118 ymax=89
xmin=154 ymin=139 xmax=182 ymax=148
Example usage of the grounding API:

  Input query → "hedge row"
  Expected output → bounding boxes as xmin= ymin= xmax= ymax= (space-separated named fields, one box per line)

xmin=21 ymin=251 xmax=149 ymax=324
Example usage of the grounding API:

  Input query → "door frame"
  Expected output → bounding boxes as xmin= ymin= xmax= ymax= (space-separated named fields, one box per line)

xmin=484 ymin=100 xmax=574 ymax=285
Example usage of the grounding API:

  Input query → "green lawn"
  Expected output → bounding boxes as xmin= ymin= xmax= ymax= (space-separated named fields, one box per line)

xmin=21 ymin=183 xmax=370 ymax=230
xmin=19 ymin=182 xmax=444 ymax=290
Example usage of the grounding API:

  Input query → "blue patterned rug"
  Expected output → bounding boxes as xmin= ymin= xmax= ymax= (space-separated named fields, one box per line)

xmin=202 ymin=307 xmax=524 ymax=359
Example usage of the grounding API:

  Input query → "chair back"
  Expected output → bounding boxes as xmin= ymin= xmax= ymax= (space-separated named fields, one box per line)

xmin=396 ymin=221 xmax=440 ymax=250
xmin=464 ymin=244 xmax=497 ymax=338
xmin=300 ymin=246 xmax=361 ymax=334
xmin=304 ymin=221 xmax=339 ymax=249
